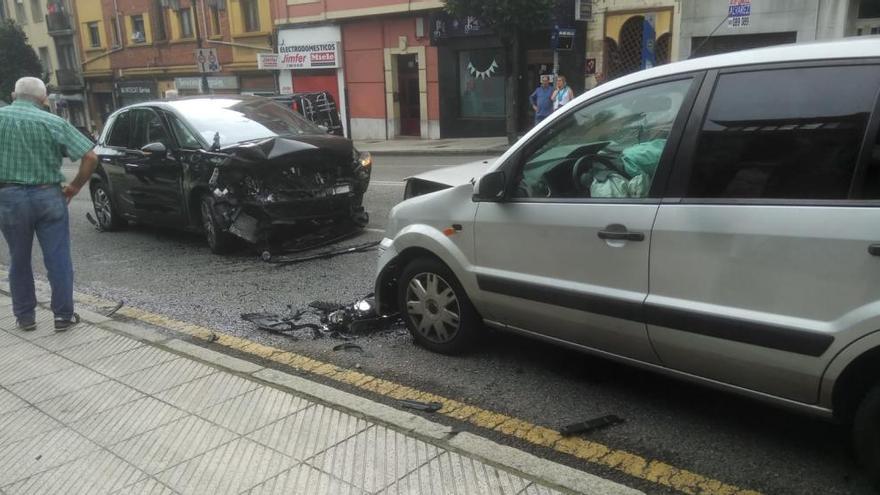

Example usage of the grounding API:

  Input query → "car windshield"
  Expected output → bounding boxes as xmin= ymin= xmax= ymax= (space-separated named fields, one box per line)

xmin=171 ymin=98 xmax=324 ymax=147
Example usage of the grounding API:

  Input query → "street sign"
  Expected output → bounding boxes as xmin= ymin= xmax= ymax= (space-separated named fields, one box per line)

xmin=728 ymin=0 xmax=751 ymax=28
xmin=195 ymin=48 xmax=221 ymax=73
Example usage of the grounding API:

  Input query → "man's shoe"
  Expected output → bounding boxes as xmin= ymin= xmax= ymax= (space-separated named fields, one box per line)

xmin=54 ymin=313 xmax=80 ymax=332
xmin=17 ymin=320 xmax=36 ymax=332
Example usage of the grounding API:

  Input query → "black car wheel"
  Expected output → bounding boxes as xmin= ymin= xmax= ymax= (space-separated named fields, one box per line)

xmin=854 ymin=382 xmax=880 ymax=483
xmin=91 ymin=182 xmax=125 ymax=231
xmin=397 ymin=257 xmax=481 ymax=355
xmin=200 ymin=194 xmax=235 ymax=254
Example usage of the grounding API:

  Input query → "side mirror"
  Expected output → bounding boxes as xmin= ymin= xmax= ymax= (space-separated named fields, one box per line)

xmin=141 ymin=142 xmax=167 ymax=157
xmin=318 ymin=124 xmax=330 ymax=134
xmin=472 ymin=170 xmax=506 ymax=202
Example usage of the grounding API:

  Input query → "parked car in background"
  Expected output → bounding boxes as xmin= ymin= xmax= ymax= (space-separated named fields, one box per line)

xmin=90 ymin=96 xmax=371 ymax=253
xmin=375 ymin=38 xmax=880 ymax=478
xmin=270 ymin=92 xmax=343 ymax=136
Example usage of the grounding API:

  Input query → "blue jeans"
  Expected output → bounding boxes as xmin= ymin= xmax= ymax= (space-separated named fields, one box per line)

xmin=0 ymin=185 xmax=74 ymax=323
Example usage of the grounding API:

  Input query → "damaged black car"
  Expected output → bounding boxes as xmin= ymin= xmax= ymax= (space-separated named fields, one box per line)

xmin=89 ymin=96 xmax=371 ymax=253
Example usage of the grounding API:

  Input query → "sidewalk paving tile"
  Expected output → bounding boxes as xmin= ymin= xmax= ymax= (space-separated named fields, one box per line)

xmin=36 ymin=380 xmax=144 ymax=423
xmin=70 ymin=396 xmax=188 ymax=447
xmin=0 ymin=353 xmax=76 ymax=387
xmin=31 ymin=324 xmax=114 ymax=352
xmin=109 ymin=415 xmax=237 ymax=475
xmin=58 ymin=334 xmax=143 ymax=365
xmin=247 ymin=403 xmax=370 ymax=462
xmin=519 ymin=483 xmax=567 ymax=495
xmin=378 ymin=450 xmax=532 ymax=495
xmin=0 ymin=312 xmax=60 ymax=341
xmin=156 ymin=437 xmax=298 ymax=495
xmin=89 ymin=345 xmax=178 ymax=378
xmin=156 ymin=373 xmax=259 ymax=412
xmin=196 ymin=386 xmax=311 ymax=435
xmin=116 ymin=358 xmax=217 ymax=395
xmin=0 ymin=427 xmax=100 ymax=486
xmin=244 ymin=463 xmax=366 ymax=495
xmin=0 ymin=407 xmax=63 ymax=445
xmin=0 ymin=389 xmax=28 ymax=416
xmin=110 ymin=478 xmax=179 ymax=495
xmin=0 ymin=330 xmax=24 ymax=348
xmin=307 ymin=424 xmax=442 ymax=494
xmin=0 ymin=342 xmax=49 ymax=368
xmin=7 ymin=365 xmax=107 ymax=403
xmin=3 ymin=448 xmax=147 ymax=495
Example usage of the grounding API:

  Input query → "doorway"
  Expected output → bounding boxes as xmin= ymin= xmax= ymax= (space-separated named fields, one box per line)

xmin=397 ymin=54 xmax=420 ymax=137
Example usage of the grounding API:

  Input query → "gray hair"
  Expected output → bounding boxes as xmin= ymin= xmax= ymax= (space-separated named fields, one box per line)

xmin=13 ymin=77 xmax=47 ymax=102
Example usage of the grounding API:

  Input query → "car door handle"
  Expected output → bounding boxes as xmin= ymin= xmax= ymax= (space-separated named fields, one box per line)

xmin=598 ymin=230 xmax=645 ymax=242
xmin=869 ymin=244 xmax=880 ymax=256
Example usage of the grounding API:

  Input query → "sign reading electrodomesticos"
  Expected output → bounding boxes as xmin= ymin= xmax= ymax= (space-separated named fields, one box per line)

xmin=258 ymin=40 xmax=341 ymax=70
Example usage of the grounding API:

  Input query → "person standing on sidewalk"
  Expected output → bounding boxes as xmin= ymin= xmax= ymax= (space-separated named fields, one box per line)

xmin=552 ymin=75 xmax=574 ymax=112
xmin=0 ymin=77 xmax=97 ymax=332
xmin=529 ymin=75 xmax=554 ymax=126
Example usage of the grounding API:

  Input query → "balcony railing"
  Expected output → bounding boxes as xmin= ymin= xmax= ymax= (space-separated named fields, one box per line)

xmin=55 ymin=69 xmax=83 ymax=90
xmin=46 ymin=12 xmax=73 ymax=35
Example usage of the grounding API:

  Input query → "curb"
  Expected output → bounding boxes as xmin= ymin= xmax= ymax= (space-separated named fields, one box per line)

xmin=362 ymin=147 xmax=509 ymax=157
xmin=1 ymin=284 xmax=643 ymax=495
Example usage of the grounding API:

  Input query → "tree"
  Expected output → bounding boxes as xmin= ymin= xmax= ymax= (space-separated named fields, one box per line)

xmin=0 ymin=20 xmax=44 ymax=104
xmin=445 ymin=0 xmax=554 ymax=143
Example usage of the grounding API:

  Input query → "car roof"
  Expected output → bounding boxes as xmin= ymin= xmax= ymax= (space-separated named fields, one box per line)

xmin=120 ymin=95 xmax=265 ymax=112
xmin=586 ymin=37 xmax=880 ymax=101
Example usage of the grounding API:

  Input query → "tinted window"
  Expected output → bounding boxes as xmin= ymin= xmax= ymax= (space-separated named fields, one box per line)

xmin=864 ymin=126 xmax=880 ymax=199
xmin=130 ymin=109 xmax=171 ymax=150
xmin=169 ymin=98 xmax=324 ymax=147
xmin=687 ymin=65 xmax=880 ymax=200
xmin=513 ymin=78 xmax=693 ymax=199
xmin=106 ymin=111 xmax=132 ymax=148
xmin=167 ymin=114 xmax=202 ymax=149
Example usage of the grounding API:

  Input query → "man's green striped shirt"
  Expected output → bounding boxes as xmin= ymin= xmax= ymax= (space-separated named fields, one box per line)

xmin=0 ymin=100 xmax=94 ymax=185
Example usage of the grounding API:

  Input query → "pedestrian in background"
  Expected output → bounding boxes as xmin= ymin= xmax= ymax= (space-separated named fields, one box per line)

xmin=0 ymin=77 xmax=98 ymax=332
xmin=552 ymin=75 xmax=573 ymax=111
xmin=529 ymin=75 xmax=554 ymax=126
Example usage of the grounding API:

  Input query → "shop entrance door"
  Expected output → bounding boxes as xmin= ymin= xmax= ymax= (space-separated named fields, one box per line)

xmin=397 ymin=54 xmax=420 ymax=137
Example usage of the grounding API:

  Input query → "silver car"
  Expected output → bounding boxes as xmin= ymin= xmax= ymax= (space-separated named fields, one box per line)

xmin=375 ymin=38 xmax=880 ymax=477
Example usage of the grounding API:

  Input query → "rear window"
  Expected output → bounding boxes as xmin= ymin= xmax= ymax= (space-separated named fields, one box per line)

xmin=170 ymin=98 xmax=324 ymax=147
xmin=686 ymin=65 xmax=880 ymax=200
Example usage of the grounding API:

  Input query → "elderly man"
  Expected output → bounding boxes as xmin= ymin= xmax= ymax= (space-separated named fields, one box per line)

xmin=0 ymin=77 xmax=97 ymax=332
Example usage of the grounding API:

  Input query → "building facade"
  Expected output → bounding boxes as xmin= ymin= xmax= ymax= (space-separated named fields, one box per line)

xmin=74 ymin=0 xmax=274 ymax=131
xmin=0 ymin=0 xmax=89 ymax=128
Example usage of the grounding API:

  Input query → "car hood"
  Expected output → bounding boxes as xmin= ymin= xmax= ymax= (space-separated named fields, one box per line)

xmin=407 ymin=159 xmax=494 ymax=187
xmin=222 ymin=135 xmax=352 ymax=163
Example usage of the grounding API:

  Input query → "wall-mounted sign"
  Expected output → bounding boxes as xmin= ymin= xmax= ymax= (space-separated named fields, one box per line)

xmin=429 ymin=12 xmax=492 ymax=42
xmin=116 ymin=80 xmax=155 ymax=95
xmin=728 ymin=0 xmax=751 ymax=28
xmin=259 ymin=42 xmax=340 ymax=70
xmin=174 ymin=76 xmax=239 ymax=90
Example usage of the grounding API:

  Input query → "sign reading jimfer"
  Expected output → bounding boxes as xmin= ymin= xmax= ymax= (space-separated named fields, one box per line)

xmin=258 ymin=41 xmax=340 ymax=70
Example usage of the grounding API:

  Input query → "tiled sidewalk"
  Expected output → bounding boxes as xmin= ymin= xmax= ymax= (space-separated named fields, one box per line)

xmin=0 ymin=296 xmax=615 ymax=495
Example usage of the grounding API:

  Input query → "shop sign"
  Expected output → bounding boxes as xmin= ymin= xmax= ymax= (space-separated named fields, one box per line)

xmin=174 ymin=76 xmax=239 ymax=90
xmin=116 ymin=81 xmax=155 ymax=96
xmin=429 ymin=12 xmax=491 ymax=42
xmin=259 ymin=41 xmax=340 ymax=70
xmin=728 ymin=0 xmax=751 ymax=28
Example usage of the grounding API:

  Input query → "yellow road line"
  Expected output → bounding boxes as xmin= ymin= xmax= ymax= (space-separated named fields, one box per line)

xmin=65 ymin=289 xmax=759 ymax=495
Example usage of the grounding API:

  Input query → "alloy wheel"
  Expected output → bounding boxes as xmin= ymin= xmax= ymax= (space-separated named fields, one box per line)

xmin=405 ymin=272 xmax=461 ymax=344
xmin=93 ymin=188 xmax=113 ymax=228
xmin=200 ymin=200 xmax=216 ymax=249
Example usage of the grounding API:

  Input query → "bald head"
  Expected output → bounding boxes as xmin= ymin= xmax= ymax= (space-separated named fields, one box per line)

xmin=13 ymin=77 xmax=47 ymax=104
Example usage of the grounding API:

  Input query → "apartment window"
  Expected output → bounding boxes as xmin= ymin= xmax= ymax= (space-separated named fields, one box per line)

xmin=152 ymin=0 xmax=167 ymax=41
xmin=210 ymin=7 xmax=221 ymax=36
xmin=38 ymin=47 xmax=51 ymax=75
xmin=87 ymin=21 xmax=101 ymax=48
xmin=110 ymin=16 xmax=120 ymax=46
xmin=131 ymin=14 xmax=145 ymax=43
xmin=241 ymin=0 xmax=259 ymax=32
xmin=15 ymin=0 xmax=28 ymax=24
xmin=30 ymin=0 xmax=42 ymax=23
xmin=57 ymin=42 xmax=76 ymax=69
xmin=179 ymin=8 xmax=193 ymax=38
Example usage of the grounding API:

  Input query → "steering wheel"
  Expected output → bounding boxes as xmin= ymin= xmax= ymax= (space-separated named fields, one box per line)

xmin=571 ymin=154 xmax=618 ymax=195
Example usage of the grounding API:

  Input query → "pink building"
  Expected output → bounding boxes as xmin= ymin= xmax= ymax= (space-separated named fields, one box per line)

xmin=271 ymin=0 xmax=446 ymax=140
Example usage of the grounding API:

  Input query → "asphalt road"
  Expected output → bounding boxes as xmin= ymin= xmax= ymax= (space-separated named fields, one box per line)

xmin=1 ymin=156 xmax=875 ymax=494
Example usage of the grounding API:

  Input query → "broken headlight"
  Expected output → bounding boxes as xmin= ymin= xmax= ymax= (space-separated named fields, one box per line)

xmin=353 ymin=149 xmax=371 ymax=181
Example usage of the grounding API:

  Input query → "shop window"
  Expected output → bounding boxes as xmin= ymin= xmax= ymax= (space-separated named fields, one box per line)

xmin=241 ymin=0 xmax=259 ymax=32
xmin=179 ymin=8 xmax=193 ymax=38
xmin=87 ymin=22 xmax=101 ymax=48
xmin=131 ymin=15 xmax=145 ymax=43
xmin=458 ymin=49 xmax=505 ymax=118
xmin=686 ymin=65 xmax=880 ymax=200
xmin=30 ymin=0 xmax=42 ymax=23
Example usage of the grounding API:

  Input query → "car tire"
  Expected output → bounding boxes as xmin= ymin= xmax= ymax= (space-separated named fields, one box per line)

xmin=854 ymin=382 xmax=880 ymax=482
xmin=397 ymin=257 xmax=481 ymax=355
xmin=200 ymin=194 xmax=235 ymax=254
xmin=91 ymin=182 xmax=125 ymax=231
